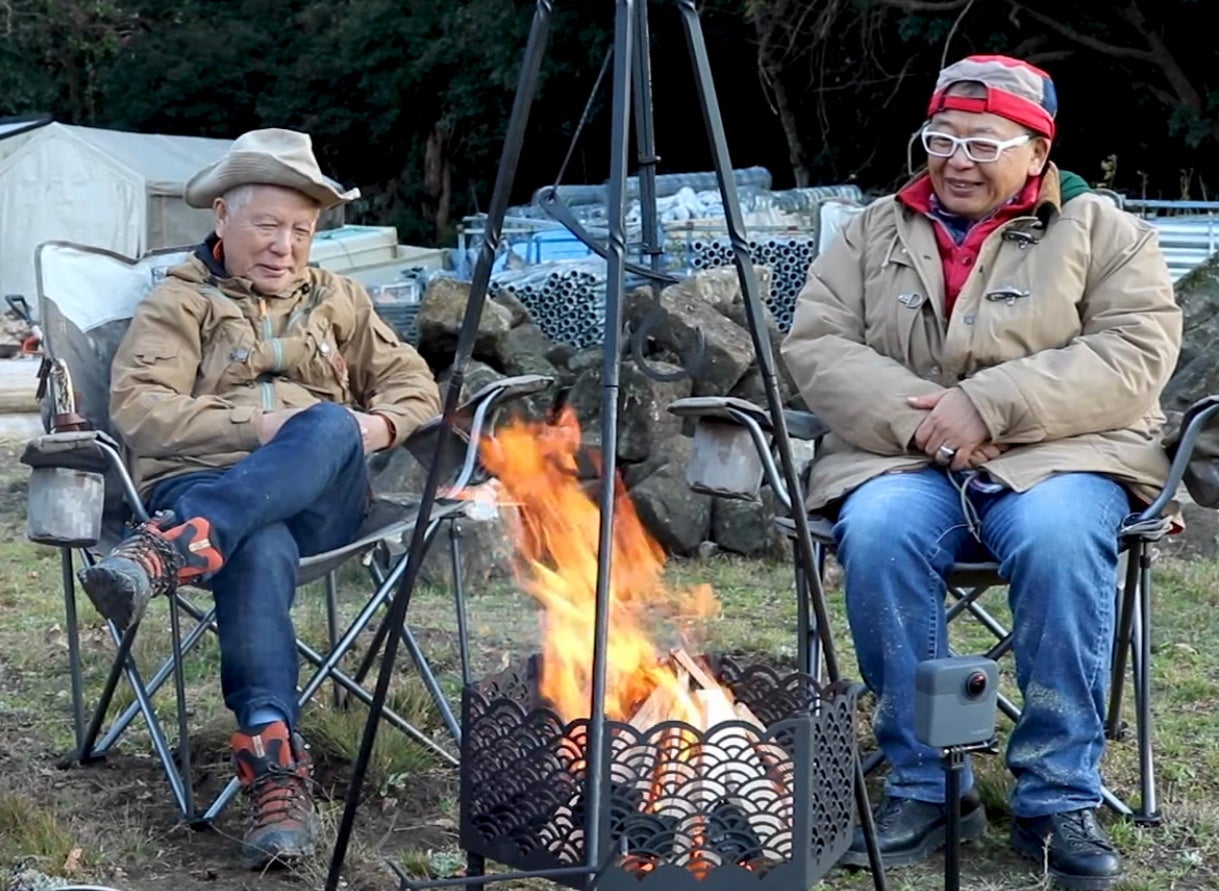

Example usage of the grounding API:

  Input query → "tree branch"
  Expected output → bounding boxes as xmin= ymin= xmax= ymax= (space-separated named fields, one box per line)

xmin=872 ymin=0 xmax=971 ymax=11
xmin=1006 ymin=1 xmax=1157 ymax=61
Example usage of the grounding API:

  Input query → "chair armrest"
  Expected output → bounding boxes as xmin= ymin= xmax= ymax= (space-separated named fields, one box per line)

xmin=667 ymin=395 xmax=830 ymax=441
xmin=390 ymin=374 xmax=556 ymax=491
xmin=20 ymin=429 xmax=124 ymax=475
xmin=1150 ymin=393 xmax=1219 ymax=516
xmin=461 ymin=373 xmax=553 ymax=409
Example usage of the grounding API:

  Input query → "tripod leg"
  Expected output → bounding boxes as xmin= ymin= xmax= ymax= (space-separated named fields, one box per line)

xmin=631 ymin=0 xmax=663 ymax=275
xmin=672 ymin=0 xmax=842 ymax=682
xmin=323 ymin=5 xmax=558 ymax=889
xmin=853 ymin=759 xmax=891 ymax=891
xmin=584 ymin=0 xmax=635 ymax=882
xmin=676 ymin=4 xmax=886 ymax=888
xmin=944 ymin=749 xmax=965 ymax=891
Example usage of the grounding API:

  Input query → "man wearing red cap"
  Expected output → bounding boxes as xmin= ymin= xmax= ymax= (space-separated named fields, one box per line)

xmin=783 ymin=55 xmax=1181 ymax=889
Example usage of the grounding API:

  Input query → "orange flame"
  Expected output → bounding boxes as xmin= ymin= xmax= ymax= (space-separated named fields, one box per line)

xmin=480 ymin=407 xmax=716 ymax=722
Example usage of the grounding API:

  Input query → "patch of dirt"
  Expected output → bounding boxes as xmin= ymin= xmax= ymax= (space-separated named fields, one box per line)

xmin=0 ymin=442 xmax=458 ymax=889
xmin=0 ymin=711 xmax=456 ymax=891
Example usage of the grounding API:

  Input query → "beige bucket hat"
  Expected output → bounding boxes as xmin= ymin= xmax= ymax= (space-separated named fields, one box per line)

xmin=183 ymin=128 xmax=360 ymax=209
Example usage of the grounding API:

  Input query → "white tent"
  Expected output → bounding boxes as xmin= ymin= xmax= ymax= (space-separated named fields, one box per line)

xmin=0 ymin=120 xmax=233 ymax=309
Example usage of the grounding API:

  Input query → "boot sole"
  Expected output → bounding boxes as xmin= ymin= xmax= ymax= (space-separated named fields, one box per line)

xmin=78 ymin=564 xmax=149 ymax=629
xmin=241 ymin=840 xmax=316 ymax=871
xmin=241 ymin=813 xmax=322 ymax=870
xmin=838 ymin=805 xmax=987 ymax=869
xmin=1011 ymin=835 xmax=1123 ymax=890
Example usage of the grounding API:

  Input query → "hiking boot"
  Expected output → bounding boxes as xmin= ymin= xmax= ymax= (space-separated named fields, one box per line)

xmin=231 ymin=722 xmax=320 ymax=870
xmin=78 ymin=512 xmax=223 ymax=628
xmin=839 ymin=788 xmax=987 ymax=869
xmin=1011 ymin=809 xmax=1123 ymax=890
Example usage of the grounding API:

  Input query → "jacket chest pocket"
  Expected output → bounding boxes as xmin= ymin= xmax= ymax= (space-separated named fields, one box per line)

xmin=965 ymin=274 xmax=1084 ymax=368
xmin=296 ymin=316 xmax=351 ymax=401
xmin=198 ymin=318 xmax=259 ymax=393
xmin=862 ymin=258 xmax=942 ymax=373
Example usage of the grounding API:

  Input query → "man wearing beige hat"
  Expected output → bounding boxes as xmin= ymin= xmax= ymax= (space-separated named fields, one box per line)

xmin=783 ymin=55 xmax=1180 ymax=888
xmin=78 ymin=128 xmax=441 ymax=869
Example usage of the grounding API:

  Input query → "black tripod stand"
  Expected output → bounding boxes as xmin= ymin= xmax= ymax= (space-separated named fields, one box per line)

xmin=325 ymin=2 xmax=889 ymax=889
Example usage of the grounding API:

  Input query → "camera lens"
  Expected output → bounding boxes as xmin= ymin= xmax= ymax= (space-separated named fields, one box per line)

xmin=965 ymin=671 xmax=988 ymax=699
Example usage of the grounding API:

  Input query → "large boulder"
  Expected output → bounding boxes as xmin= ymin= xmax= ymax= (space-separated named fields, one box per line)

xmin=711 ymin=488 xmax=789 ymax=559
xmin=487 ymin=322 xmax=561 ymax=418
xmin=568 ymin=360 xmax=692 ymax=463
xmin=629 ymin=438 xmax=713 ymax=556
xmin=435 ymin=359 xmax=505 ymax=406
xmin=416 ymin=278 xmax=514 ymax=367
xmin=728 ymin=364 xmax=795 ymax=409
xmin=369 ymin=453 xmax=515 ymax=588
xmin=1164 ymin=254 xmax=1219 ymax=411
xmin=672 ymin=264 xmax=773 ymax=316
xmin=417 ymin=487 xmax=518 ymax=589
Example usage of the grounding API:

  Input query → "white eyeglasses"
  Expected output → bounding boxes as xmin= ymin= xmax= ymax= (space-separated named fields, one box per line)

xmin=921 ymin=129 xmax=1031 ymax=163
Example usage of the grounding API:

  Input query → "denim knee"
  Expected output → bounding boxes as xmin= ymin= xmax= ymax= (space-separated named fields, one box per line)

xmin=297 ymin=401 xmax=361 ymax=446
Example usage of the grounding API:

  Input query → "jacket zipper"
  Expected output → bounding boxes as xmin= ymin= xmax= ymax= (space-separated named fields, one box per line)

xmin=258 ymin=298 xmax=275 ymax=411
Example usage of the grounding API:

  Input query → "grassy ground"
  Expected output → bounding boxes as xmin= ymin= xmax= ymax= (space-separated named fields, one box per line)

xmin=1 ymin=437 xmax=1217 ymax=891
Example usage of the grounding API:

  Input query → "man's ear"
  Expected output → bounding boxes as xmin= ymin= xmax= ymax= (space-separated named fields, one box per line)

xmin=213 ymin=197 xmax=229 ymax=237
xmin=1028 ymin=136 xmax=1051 ymax=177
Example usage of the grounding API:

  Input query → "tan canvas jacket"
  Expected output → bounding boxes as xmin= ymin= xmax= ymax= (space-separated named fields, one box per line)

xmin=781 ymin=167 xmax=1183 ymax=510
xmin=111 ymin=254 xmax=441 ymax=495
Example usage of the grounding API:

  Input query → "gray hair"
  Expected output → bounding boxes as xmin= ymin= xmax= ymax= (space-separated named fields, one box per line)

xmin=219 ymin=184 xmax=259 ymax=215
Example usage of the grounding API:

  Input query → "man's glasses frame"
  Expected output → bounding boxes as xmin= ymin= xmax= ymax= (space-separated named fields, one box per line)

xmin=921 ymin=128 xmax=1032 ymax=163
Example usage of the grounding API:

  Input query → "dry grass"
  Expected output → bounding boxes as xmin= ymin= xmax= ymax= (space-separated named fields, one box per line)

xmin=1 ymin=434 xmax=1218 ymax=890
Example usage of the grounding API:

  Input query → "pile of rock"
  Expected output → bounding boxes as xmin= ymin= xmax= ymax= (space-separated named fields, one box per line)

xmin=372 ymin=265 xmax=810 ymax=585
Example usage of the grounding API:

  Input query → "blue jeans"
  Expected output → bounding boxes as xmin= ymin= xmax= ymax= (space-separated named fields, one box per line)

xmin=832 ymin=467 xmax=1130 ymax=818
xmin=148 ymin=402 xmax=369 ymax=731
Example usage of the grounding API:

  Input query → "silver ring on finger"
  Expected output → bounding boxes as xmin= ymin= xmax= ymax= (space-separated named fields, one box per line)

xmin=937 ymin=444 xmax=957 ymax=463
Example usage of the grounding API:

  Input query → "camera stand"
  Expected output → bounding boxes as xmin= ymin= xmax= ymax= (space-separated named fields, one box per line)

xmin=941 ymin=738 xmax=997 ymax=891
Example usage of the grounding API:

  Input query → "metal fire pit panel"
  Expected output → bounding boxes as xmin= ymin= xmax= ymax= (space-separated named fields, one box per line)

xmin=459 ymin=656 xmax=858 ymax=891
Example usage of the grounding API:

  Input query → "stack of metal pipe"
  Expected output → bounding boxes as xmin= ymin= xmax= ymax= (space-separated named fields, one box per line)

xmin=490 ymin=263 xmax=607 ymax=348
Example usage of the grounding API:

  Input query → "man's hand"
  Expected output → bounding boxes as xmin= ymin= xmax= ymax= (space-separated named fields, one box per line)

xmin=349 ymin=410 xmax=393 ymax=453
xmin=909 ymin=389 xmax=995 ymax=471
xmin=256 ymin=408 xmax=307 ymax=445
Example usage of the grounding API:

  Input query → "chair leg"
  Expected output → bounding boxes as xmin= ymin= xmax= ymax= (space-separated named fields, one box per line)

xmin=76 ymin=622 xmax=138 ymax=763
xmin=397 ymin=624 xmax=461 ymax=745
xmin=61 ymin=547 xmax=87 ymax=756
xmin=1106 ymin=551 xmax=1141 ymax=741
xmin=204 ymin=637 xmax=460 ymax=823
xmin=1132 ymin=550 xmax=1161 ymax=825
xmin=356 ymin=521 xmax=464 ymax=743
xmin=97 ymin=619 xmax=198 ymax=823
xmin=167 ymin=588 xmax=198 ymax=823
xmin=325 ymin=570 xmax=342 ymax=708
xmin=94 ymin=600 xmax=215 ymax=757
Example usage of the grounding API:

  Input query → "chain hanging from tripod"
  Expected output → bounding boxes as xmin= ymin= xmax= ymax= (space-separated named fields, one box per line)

xmin=533 ymin=40 xmax=706 ymax=383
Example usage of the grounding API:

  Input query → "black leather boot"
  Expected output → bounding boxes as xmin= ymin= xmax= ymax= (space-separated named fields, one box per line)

xmin=839 ymin=788 xmax=986 ymax=868
xmin=1011 ymin=809 xmax=1123 ymax=890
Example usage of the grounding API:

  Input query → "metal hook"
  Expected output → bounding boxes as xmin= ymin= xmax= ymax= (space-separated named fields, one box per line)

xmin=536 ymin=187 xmax=679 ymax=286
xmin=626 ymin=303 xmax=707 ymax=382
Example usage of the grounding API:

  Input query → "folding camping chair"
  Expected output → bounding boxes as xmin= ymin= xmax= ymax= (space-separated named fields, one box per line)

xmin=668 ymin=392 xmax=1219 ymax=826
xmin=21 ymin=241 xmax=552 ymax=826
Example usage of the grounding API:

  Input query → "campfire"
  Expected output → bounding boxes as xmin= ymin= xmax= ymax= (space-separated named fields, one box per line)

xmin=478 ymin=408 xmax=797 ymax=875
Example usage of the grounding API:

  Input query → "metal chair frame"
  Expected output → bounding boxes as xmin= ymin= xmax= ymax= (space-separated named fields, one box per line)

xmin=25 ymin=239 xmax=553 ymax=826
xmin=669 ymin=394 xmax=1219 ymax=825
